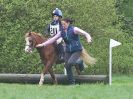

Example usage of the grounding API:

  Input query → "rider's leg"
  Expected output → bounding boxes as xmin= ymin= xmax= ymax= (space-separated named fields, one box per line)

xmin=65 ymin=51 xmax=82 ymax=84
xmin=66 ymin=51 xmax=84 ymax=72
xmin=64 ymin=52 xmax=73 ymax=84
xmin=76 ymin=58 xmax=84 ymax=72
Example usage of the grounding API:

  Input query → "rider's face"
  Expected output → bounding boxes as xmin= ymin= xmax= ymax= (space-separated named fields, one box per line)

xmin=53 ymin=15 xmax=59 ymax=21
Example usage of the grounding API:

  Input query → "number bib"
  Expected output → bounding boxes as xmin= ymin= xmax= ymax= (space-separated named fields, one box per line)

xmin=50 ymin=23 xmax=60 ymax=36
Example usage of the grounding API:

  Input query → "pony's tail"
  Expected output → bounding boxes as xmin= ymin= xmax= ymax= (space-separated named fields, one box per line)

xmin=80 ymin=48 xmax=96 ymax=65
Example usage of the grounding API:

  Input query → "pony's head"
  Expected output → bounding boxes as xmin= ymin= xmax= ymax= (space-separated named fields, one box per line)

xmin=24 ymin=32 xmax=43 ymax=53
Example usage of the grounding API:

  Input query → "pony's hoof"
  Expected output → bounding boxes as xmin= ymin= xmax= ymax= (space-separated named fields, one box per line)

xmin=39 ymin=84 xmax=43 ymax=87
xmin=39 ymin=81 xmax=43 ymax=86
xmin=53 ymin=79 xmax=58 ymax=85
xmin=38 ymin=84 xmax=42 ymax=87
xmin=54 ymin=82 xmax=58 ymax=85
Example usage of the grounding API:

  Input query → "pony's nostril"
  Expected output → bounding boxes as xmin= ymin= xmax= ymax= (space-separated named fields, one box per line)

xmin=24 ymin=47 xmax=32 ymax=53
xmin=25 ymin=49 xmax=28 ymax=52
xmin=24 ymin=47 xmax=29 ymax=52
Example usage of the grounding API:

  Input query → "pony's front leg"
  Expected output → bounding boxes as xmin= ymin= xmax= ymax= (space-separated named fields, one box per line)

xmin=49 ymin=68 xmax=58 ymax=85
xmin=39 ymin=62 xmax=51 ymax=86
xmin=39 ymin=73 xmax=44 ymax=85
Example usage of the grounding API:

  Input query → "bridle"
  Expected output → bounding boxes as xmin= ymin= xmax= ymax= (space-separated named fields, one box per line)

xmin=25 ymin=33 xmax=38 ymax=48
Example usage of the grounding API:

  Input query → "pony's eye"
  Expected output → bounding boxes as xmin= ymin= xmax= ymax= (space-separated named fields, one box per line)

xmin=29 ymin=40 xmax=32 ymax=43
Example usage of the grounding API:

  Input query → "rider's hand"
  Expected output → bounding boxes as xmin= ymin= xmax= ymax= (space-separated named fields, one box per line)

xmin=36 ymin=44 xmax=44 ymax=48
xmin=87 ymin=38 xmax=92 ymax=44
xmin=56 ymin=38 xmax=62 ymax=44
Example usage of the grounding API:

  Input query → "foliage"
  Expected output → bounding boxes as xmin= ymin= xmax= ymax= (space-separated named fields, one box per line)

xmin=0 ymin=0 xmax=132 ymax=74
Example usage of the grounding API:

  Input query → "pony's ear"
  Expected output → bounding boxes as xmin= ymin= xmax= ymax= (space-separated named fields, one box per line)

xmin=29 ymin=32 xmax=32 ymax=35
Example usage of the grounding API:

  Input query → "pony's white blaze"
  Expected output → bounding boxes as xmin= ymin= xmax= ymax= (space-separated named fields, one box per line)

xmin=25 ymin=37 xmax=32 ymax=53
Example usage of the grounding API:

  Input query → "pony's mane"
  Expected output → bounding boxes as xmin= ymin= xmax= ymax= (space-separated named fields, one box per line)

xmin=25 ymin=32 xmax=44 ymax=38
xmin=31 ymin=32 xmax=43 ymax=37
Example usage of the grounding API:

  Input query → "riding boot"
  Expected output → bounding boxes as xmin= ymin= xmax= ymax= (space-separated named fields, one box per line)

xmin=57 ymin=43 xmax=64 ymax=61
xmin=76 ymin=59 xmax=84 ymax=72
xmin=59 ymin=52 xmax=64 ymax=61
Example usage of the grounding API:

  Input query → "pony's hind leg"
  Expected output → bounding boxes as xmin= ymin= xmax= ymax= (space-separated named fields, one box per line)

xmin=49 ymin=67 xmax=57 ymax=85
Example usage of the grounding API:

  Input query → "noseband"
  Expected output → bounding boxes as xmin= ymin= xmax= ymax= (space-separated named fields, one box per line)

xmin=26 ymin=34 xmax=38 ymax=48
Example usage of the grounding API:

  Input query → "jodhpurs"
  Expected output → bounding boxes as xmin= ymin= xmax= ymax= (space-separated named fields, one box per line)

xmin=65 ymin=51 xmax=82 ymax=84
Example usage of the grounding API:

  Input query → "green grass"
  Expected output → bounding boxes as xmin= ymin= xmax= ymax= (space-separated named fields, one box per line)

xmin=0 ymin=75 xmax=133 ymax=99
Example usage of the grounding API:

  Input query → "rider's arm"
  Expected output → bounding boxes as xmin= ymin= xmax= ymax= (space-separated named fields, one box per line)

xmin=56 ymin=21 xmax=63 ymax=44
xmin=74 ymin=27 xmax=92 ymax=43
xmin=42 ymin=32 xmax=61 ymax=46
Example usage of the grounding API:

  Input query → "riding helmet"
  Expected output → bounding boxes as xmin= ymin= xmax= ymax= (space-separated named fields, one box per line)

xmin=52 ymin=8 xmax=63 ymax=17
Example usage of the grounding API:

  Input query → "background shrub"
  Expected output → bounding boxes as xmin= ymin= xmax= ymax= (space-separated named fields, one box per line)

xmin=0 ymin=0 xmax=132 ymax=74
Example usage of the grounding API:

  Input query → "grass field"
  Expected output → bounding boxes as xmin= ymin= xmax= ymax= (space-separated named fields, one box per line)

xmin=0 ymin=75 xmax=133 ymax=99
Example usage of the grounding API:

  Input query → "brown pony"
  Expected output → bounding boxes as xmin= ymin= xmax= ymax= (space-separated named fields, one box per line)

xmin=25 ymin=32 xmax=96 ymax=85
xmin=25 ymin=32 xmax=60 ymax=85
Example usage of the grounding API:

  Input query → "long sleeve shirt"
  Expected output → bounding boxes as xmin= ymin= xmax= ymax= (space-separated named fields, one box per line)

xmin=42 ymin=26 xmax=92 ymax=48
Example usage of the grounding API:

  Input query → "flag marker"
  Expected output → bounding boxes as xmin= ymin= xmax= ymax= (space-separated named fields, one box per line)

xmin=109 ymin=39 xmax=121 ymax=85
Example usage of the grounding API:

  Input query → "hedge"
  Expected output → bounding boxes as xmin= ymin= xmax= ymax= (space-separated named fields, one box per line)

xmin=0 ymin=0 xmax=132 ymax=74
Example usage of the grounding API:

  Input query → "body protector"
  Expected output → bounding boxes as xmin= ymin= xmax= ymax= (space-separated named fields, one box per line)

xmin=50 ymin=23 xmax=60 ymax=36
